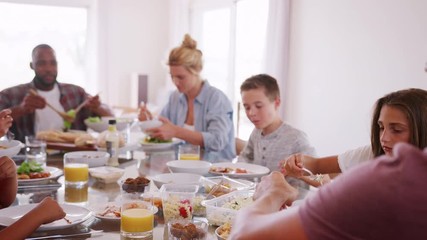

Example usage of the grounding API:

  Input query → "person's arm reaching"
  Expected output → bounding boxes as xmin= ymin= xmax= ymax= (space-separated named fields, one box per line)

xmin=85 ymin=95 xmax=113 ymax=117
xmin=0 ymin=197 xmax=66 ymax=240
xmin=148 ymin=117 xmax=205 ymax=146
xmin=281 ymin=154 xmax=341 ymax=176
xmin=0 ymin=156 xmax=17 ymax=209
xmin=229 ymin=172 xmax=308 ymax=240
xmin=10 ymin=94 xmax=46 ymax=120
xmin=0 ymin=109 xmax=13 ymax=137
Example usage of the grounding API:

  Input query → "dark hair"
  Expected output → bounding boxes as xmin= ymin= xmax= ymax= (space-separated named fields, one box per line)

xmin=32 ymin=44 xmax=54 ymax=60
xmin=240 ymin=74 xmax=280 ymax=101
xmin=371 ymin=88 xmax=427 ymax=156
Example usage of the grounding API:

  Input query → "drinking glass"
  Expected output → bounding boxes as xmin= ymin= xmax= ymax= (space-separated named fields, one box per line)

xmin=65 ymin=184 xmax=88 ymax=206
xmin=178 ymin=144 xmax=200 ymax=160
xmin=63 ymin=152 xmax=89 ymax=187
xmin=25 ymin=136 xmax=47 ymax=167
xmin=120 ymin=188 xmax=154 ymax=239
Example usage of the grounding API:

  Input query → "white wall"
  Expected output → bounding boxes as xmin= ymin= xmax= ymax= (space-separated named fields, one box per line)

xmin=97 ymin=0 xmax=170 ymax=109
xmin=286 ymin=0 xmax=427 ymax=156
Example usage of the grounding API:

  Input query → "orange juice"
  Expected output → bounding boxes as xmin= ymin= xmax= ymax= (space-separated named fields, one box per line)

xmin=64 ymin=163 xmax=89 ymax=182
xmin=65 ymin=185 xmax=88 ymax=203
xmin=121 ymin=208 xmax=154 ymax=232
xmin=179 ymin=154 xmax=200 ymax=160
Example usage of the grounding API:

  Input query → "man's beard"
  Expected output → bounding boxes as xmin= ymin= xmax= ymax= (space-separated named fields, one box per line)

xmin=34 ymin=74 xmax=57 ymax=89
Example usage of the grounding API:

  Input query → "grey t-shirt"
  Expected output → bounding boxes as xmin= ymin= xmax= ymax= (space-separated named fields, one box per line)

xmin=239 ymin=122 xmax=316 ymax=171
xmin=299 ymin=143 xmax=427 ymax=239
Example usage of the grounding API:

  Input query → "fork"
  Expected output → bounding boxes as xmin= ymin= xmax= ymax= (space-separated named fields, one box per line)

xmin=139 ymin=101 xmax=151 ymax=120
xmin=302 ymin=167 xmax=324 ymax=184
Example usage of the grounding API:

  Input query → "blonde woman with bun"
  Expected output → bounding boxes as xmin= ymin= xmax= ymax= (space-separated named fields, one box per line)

xmin=139 ymin=34 xmax=235 ymax=161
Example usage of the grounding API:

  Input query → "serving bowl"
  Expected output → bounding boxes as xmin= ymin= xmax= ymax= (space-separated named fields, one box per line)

xmin=84 ymin=117 xmax=132 ymax=133
xmin=151 ymin=173 xmax=202 ymax=189
xmin=0 ymin=140 xmax=24 ymax=157
xmin=63 ymin=151 xmax=109 ymax=168
xmin=167 ymin=160 xmax=212 ymax=175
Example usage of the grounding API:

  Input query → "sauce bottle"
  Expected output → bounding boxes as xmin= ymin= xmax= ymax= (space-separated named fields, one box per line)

xmin=106 ymin=119 xmax=119 ymax=166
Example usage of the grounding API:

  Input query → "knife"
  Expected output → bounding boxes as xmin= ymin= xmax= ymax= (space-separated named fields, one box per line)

xmin=25 ymin=230 xmax=103 ymax=239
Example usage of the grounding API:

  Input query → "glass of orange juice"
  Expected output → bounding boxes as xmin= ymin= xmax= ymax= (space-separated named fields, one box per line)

xmin=63 ymin=152 xmax=89 ymax=187
xmin=65 ymin=184 xmax=88 ymax=205
xmin=178 ymin=144 xmax=200 ymax=160
xmin=120 ymin=190 xmax=154 ymax=239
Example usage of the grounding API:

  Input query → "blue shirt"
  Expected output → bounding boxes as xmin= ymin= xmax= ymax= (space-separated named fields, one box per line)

xmin=160 ymin=81 xmax=235 ymax=161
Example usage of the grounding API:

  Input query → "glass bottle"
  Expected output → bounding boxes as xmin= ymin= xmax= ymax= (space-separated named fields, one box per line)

xmin=106 ymin=119 xmax=120 ymax=166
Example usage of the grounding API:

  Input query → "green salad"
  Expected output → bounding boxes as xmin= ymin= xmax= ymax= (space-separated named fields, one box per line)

xmin=144 ymin=136 xmax=172 ymax=144
xmin=86 ymin=116 xmax=102 ymax=123
xmin=17 ymin=161 xmax=44 ymax=174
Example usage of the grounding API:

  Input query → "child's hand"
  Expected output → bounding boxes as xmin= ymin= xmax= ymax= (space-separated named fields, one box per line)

xmin=33 ymin=197 xmax=66 ymax=224
xmin=0 ymin=156 xmax=16 ymax=180
xmin=279 ymin=154 xmax=305 ymax=177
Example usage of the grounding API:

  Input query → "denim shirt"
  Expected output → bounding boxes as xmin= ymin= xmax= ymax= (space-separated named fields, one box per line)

xmin=160 ymin=81 xmax=235 ymax=162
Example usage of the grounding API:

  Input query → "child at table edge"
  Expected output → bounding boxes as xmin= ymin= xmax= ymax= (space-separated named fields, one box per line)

xmin=0 ymin=108 xmax=65 ymax=240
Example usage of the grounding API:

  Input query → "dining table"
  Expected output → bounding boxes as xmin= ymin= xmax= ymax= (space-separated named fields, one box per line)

xmin=7 ymin=137 xmax=226 ymax=240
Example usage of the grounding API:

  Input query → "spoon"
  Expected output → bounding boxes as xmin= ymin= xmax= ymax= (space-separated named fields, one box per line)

xmin=28 ymin=89 xmax=75 ymax=122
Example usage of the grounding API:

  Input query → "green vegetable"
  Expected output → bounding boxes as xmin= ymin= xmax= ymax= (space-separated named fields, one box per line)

xmin=17 ymin=161 xmax=44 ymax=174
xmin=63 ymin=109 xmax=77 ymax=129
xmin=144 ymin=136 xmax=172 ymax=144
xmin=67 ymin=109 xmax=76 ymax=118
xmin=87 ymin=116 xmax=101 ymax=123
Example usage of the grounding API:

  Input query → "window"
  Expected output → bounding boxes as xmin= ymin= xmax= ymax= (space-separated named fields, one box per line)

xmin=0 ymin=2 xmax=90 ymax=91
xmin=190 ymin=0 xmax=269 ymax=139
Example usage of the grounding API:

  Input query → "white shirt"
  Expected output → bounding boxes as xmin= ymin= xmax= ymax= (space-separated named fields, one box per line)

xmin=34 ymin=85 xmax=65 ymax=132
xmin=337 ymin=145 xmax=374 ymax=172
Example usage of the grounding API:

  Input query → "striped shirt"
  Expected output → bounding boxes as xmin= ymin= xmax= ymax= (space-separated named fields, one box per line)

xmin=0 ymin=79 xmax=100 ymax=142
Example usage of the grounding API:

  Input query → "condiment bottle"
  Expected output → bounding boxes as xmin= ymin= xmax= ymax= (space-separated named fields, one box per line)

xmin=106 ymin=119 xmax=119 ymax=166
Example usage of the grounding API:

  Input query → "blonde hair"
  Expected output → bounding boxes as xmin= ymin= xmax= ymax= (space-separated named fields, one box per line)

xmin=168 ymin=34 xmax=203 ymax=75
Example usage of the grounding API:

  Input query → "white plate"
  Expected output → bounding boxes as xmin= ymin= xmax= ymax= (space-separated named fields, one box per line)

xmin=139 ymin=138 xmax=182 ymax=150
xmin=93 ymin=202 xmax=159 ymax=221
xmin=151 ymin=173 xmax=202 ymax=189
xmin=0 ymin=140 xmax=24 ymax=157
xmin=17 ymin=166 xmax=63 ymax=185
xmin=209 ymin=162 xmax=270 ymax=178
xmin=0 ymin=204 xmax=92 ymax=231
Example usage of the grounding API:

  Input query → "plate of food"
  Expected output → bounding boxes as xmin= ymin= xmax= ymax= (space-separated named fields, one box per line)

xmin=139 ymin=137 xmax=182 ymax=150
xmin=209 ymin=162 xmax=270 ymax=178
xmin=0 ymin=203 xmax=92 ymax=231
xmin=17 ymin=162 xmax=63 ymax=185
xmin=94 ymin=202 xmax=158 ymax=221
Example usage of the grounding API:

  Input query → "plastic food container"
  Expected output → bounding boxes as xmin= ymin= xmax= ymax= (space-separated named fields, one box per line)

xmin=88 ymin=166 xmax=124 ymax=184
xmin=160 ymin=184 xmax=199 ymax=222
xmin=168 ymin=219 xmax=208 ymax=240
xmin=199 ymin=176 xmax=254 ymax=198
xmin=202 ymin=190 xmax=254 ymax=226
